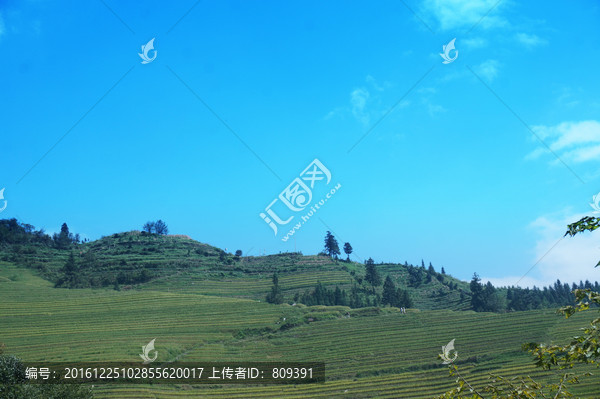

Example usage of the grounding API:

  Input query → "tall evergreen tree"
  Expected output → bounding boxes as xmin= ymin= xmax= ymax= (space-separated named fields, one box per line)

xmin=63 ymin=252 xmax=77 ymax=276
xmin=470 ymin=273 xmax=485 ymax=311
xmin=428 ymin=263 xmax=435 ymax=273
xmin=56 ymin=252 xmax=79 ymax=287
xmin=54 ymin=222 xmax=73 ymax=249
xmin=382 ymin=275 xmax=397 ymax=306
xmin=398 ymin=288 xmax=413 ymax=308
xmin=364 ymin=258 xmax=382 ymax=291
xmin=324 ymin=231 xmax=340 ymax=259
xmin=482 ymin=281 xmax=501 ymax=312
xmin=266 ymin=273 xmax=284 ymax=304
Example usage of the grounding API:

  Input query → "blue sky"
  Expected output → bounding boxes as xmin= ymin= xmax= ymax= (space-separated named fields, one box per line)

xmin=1 ymin=0 xmax=600 ymax=287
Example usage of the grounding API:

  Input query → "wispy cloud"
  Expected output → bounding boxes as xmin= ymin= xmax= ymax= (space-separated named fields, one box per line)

xmin=366 ymin=75 xmax=388 ymax=92
xmin=527 ymin=120 xmax=600 ymax=164
xmin=421 ymin=0 xmax=509 ymax=31
xmin=555 ymin=87 xmax=581 ymax=108
xmin=327 ymin=75 xmax=399 ymax=126
xmin=462 ymin=37 xmax=488 ymax=49
xmin=485 ymin=210 xmax=600 ymax=288
xmin=527 ymin=211 xmax=600 ymax=286
xmin=475 ymin=59 xmax=500 ymax=82
xmin=351 ymin=88 xmax=371 ymax=125
xmin=418 ymin=87 xmax=446 ymax=117
xmin=515 ymin=32 xmax=546 ymax=48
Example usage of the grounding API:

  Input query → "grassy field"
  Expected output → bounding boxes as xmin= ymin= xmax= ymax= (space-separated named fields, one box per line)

xmin=2 ymin=231 xmax=472 ymax=311
xmin=1 ymin=262 xmax=599 ymax=398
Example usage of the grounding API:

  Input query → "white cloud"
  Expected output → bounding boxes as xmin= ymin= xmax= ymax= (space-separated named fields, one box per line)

xmin=527 ymin=120 xmax=600 ymax=164
xmin=555 ymin=87 xmax=581 ymax=108
xmin=484 ymin=211 xmax=600 ymax=288
xmin=417 ymin=86 xmax=444 ymax=117
xmin=515 ymin=32 xmax=546 ymax=48
xmin=366 ymin=75 xmax=386 ymax=92
xmin=421 ymin=0 xmax=508 ymax=31
xmin=330 ymin=75 xmax=396 ymax=126
xmin=323 ymin=107 xmax=343 ymax=120
xmin=427 ymin=103 xmax=446 ymax=117
xmin=462 ymin=37 xmax=488 ymax=49
xmin=350 ymin=88 xmax=371 ymax=125
xmin=418 ymin=87 xmax=437 ymax=95
xmin=475 ymin=59 xmax=499 ymax=82
xmin=481 ymin=275 xmax=548 ymax=289
xmin=528 ymin=211 xmax=600 ymax=285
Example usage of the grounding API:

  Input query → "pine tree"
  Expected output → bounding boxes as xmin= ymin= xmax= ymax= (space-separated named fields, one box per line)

xmin=266 ymin=273 xmax=284 ymax=304
xmin=396 ymin=288 xmax=412 ymax=308
xmin=63 ymin=252 xmax=77 ymax=277
xmin=382 ymin=275 xmax=397 ymax=306
xmin=428 ymin=263 xmax=435 ymax=274
xmin=57 ymin=252 xmax=78 ymax=287
xmin=324 ymin=231 xmax=340 ymax=259
xmin=54 ymin=222 xmax=73 ymax=249
xmin=334 ymin=286 xmax=342 ymax=305
xmin=470 ymin=273 xmax=484 ymax=311
xmin=364 ymin=258 xmax=382 ymax=291
xmin=482 ymin=281 xmax=501 ymax=312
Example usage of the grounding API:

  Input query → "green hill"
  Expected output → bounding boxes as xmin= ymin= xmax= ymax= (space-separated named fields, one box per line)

xmin=1 ymin=263 xmax=599 ymax=398
xmin=1 ymin=229 xmax=471 ymax=311
xmin=2 ymin=221 xmax=600 ymax=397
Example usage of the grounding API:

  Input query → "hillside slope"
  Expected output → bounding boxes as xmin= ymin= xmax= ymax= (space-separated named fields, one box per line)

xmin=1 ymin=264 xmax=599 ymax=398
xmin=1 ymin=230 xmax=472 ymax=311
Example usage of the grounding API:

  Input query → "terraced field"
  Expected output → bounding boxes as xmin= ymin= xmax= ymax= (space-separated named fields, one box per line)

xmin=1 ymin=263 xmax=599 ymax=398
xmin=143 ymin=269 xmax=355 ymax=299
xmin=1 ymin=232 xmax=475 ymax=314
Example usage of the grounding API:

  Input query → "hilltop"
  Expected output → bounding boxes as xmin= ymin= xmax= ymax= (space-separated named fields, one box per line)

xmin=1 ymin=219 xmax=472 ymax=311
xmin=1 ymin=218 xmax=597 ymax=312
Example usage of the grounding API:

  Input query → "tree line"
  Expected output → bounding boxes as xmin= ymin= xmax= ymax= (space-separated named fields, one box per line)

xmin=142 ymin=220 xmax=169 ymax=235
xmin=265 ymin=271 xmax=413 ymax=309
xmin=0 ymin=219 xmax=81 ymax=249
xmin=0 ymin=218 xmax=171 ymax=250
xmin=54 ymin=252 xmax=154 ymax=289
xmin=469 ymin=273 xmax=600 ymax=312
